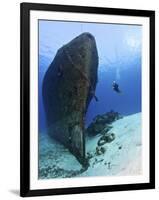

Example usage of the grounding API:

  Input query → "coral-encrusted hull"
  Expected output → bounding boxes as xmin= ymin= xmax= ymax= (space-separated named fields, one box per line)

xmin=42 ymin=33 xmax=98 ymax=165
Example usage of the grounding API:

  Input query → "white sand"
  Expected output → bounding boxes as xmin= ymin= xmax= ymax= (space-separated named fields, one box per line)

xmin=80 ymin=112 xmax=142 ymax=177
xmin=39 ymin=112 xmax=142 ymax=178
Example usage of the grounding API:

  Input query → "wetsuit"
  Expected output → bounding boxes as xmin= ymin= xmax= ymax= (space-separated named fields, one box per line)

xmin=112 ymin=82 xmax=121 ymax=93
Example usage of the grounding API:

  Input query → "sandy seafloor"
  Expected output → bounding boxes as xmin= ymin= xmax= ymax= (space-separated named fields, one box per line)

xmin=38 ymin=113 xmax=142 ymax=179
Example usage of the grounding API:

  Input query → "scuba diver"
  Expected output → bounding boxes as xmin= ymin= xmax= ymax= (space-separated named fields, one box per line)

xmin=112 ymin=81 xmax=121 ymax=93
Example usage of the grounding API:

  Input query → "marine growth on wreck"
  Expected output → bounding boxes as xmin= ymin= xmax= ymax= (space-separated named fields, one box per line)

xmin=43 ymin=32 xmax=99 ymax=165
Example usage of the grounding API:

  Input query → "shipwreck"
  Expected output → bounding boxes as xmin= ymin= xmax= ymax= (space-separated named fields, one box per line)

xmin=42 ymin=32 xmax=98 ymax=166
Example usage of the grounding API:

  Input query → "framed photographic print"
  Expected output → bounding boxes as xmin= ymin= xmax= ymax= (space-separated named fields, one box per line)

xmin=20 ymin=2 xmax=155 ymax=197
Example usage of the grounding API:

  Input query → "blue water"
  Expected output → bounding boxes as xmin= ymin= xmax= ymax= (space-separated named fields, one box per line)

xmin=38 ymin=20 xmax=142 ymax=132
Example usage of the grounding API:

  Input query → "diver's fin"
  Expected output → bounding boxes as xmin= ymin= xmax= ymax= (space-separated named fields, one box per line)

xmin=118 ymin=90 xmax=122 ymax=94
